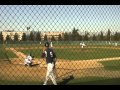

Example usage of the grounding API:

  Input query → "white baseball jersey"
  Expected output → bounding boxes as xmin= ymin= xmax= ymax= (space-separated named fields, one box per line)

xmin=24 ymin=55 xmax=33 ymax=65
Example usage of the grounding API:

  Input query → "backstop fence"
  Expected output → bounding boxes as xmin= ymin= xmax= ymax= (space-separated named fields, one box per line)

xmin=0 ymin=5 xmax=120 ymax=85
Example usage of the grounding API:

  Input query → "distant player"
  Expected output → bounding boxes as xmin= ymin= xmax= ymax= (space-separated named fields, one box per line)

xmin=41 ymin=42 xmax=57 ymax=85
xmin=24 ymin=54 xmax=33 ymax=67
xmin=109 ymin=42 xmax=111 ymax=45
xmin=40 ymin=41 xmax=41 ymax=45
xmin=80 ymin=42 xmax=86 ymax=49
xmin=115 ymin=42 xmax=118 ymax=46
xmin=50 ymin=41 xmax=53 ymax=47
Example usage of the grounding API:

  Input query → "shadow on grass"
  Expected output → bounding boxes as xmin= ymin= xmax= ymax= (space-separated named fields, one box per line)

xmin=58 ymin=75 xmax=74 ymax=85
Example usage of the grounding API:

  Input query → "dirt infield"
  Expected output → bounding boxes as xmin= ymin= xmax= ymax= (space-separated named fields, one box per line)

xmin=1 ymin=47 xmax=120 ymax=83
xmin=1 ymin=57 xmax=120 ymax=83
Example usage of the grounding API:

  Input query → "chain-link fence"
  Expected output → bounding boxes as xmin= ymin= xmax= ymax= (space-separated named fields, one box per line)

xmin=0 ymin=5 xmax=120 ymax=85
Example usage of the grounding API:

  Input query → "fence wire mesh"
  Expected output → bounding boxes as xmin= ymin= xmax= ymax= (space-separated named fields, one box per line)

xmin=0 ymin=5 xmax=120 ymax=85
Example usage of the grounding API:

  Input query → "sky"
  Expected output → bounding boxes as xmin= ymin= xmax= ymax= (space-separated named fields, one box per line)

xmin=0 ymin=5 xmax=120 ymax=34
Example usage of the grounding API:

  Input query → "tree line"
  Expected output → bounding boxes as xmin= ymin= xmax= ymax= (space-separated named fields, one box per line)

xmin=59 ymin=28 xmax=120 ymax=41
xmin=0 ymin=28 xmax=120 ymax=42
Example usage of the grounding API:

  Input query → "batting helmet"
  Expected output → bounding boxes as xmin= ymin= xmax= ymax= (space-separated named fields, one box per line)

xmin=44 ymin=42 xmax=50 ymax=47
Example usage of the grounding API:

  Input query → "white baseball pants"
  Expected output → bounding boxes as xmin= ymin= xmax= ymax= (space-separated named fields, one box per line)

xmin=43 ymin=63 xmax=57 ymax=85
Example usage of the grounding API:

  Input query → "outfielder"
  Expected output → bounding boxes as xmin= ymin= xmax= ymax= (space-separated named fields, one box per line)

xmin=50 ymin=41 xmax=53 ymax=47
xmin=41 ymin=42 xmax=57 ymax=85
xmin=115 ymin=42 xmax=118 ymax=46
xmin=80 ymin=42 xmax=86 ymax=49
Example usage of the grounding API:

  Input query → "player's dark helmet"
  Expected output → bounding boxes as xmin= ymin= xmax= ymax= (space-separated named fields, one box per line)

xmin=44 ymin=42 xmax=50 ymax=47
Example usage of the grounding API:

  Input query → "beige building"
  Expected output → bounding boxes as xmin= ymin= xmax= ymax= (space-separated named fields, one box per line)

xmin=41 ymin=31 xmax=64 ymax=40
xmin=2 ymin=31 xmax=64 ymax=41
xmin=2 ymin=31 xmax=24 ymax=41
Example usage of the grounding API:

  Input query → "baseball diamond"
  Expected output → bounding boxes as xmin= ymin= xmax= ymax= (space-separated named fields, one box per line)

xmin=1 ymin=5 xmax=120 ymax=85
xmin=1 ymin=43 xmax=120 ymax=85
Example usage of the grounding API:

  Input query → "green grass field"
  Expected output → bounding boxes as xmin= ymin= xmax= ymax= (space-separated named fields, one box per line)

xmin=67 ymin=77 xmax=120 ymax=85
xmin=19 ymin=47 xmax=120 ymax=60
xmin=100 ymin=60 xmax=120 ymax=70
xmin=0 ymin=79 xmax=42 ymax=85
xmin=0 ymin=47 xmax=17 ymax=59
xmin=2 ymin=41 xmax=120 ymax=60
xmin=1 ymin=42 xmax=119 ymax=60
xmin=1 ymin=76 xmax=120 ymax=85
xmin=1 ymin=43 xmax=120 ymax=85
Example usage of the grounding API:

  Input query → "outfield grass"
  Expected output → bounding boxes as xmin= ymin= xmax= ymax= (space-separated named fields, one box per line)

xmin=0 ymin=79 xmax=42 ymax=85
xmin=67 ymin=77 xmax=120 ymax=85
xmin=19 ymin=47 xmax=120 ymax=60
xmin=56 ymin=48 xmax=120 ymax=60
xmin=20 ymin=49 xmax=43 ymax=58
xmin=1 ymin=76 xmax=120 ymax=85
xmin=1 ymin=43 xmax=119 ymax=60
xmin=4 ymin=42 xmax=120 ymax=48
xmin=100 ymin=60 xmax=120 ymax=70
xmin=0 ymin=47 xmax=17 ymax=59
xmin=6 ymin=44 xmax=43 ymax=48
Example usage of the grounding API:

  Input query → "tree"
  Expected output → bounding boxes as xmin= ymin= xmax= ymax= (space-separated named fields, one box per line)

xmin=58 ymin=34 xmax=62 ymax=41
xmin=27 ymin=27 xmax=30 ymax=31
xmin=99 ymin=31 xmax=104 ymax=41
xmin=113 ymin=32 xmax=119 ymax=41
xmin=29 ymin=31 xmax=35 ymax=41
xmin=51 ymin=36 xmax=56 ymax=41
xmin=84 ymin=31 xmax=89 ymax=41
xmin=106 ymin=29 xmax=111 ymax=41
xmin=14 ymin=33 xmax=19 ymax=41
xmin=118 ymin=33 xmax=120 ymax=41
xmin=71 ymin=28 xmax=80 ymax=41
xmin=92 ymin=34 xmax=97 ymax=41
xmin=22 ymin=33 xmax=27 ymax=41
xmin=64 ymin=32 xmax=69 ymax=41
xmin=0 ymin=32 xmax=3 ymax=42
xmin=36 ymin=32 xmax=41 ymax=41
xmin=68 ymin=32 xmax=72 ymax=41
xmin=44 ymin=34 xmax=48 ymax=41
xmin=6 ymin=35 xmax=11 ymax=41
xmin=78 ymin=34 xmax=83 ymax=41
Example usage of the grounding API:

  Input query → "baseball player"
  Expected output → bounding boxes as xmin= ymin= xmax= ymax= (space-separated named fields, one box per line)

xmin=50 ymin=41 xmax=53 ymax=47
xmin=115 ymin=42 xmax=118 ymax=46
xmin=80 ymin=42 xmax=86 ymax=49
xmin=24 ymin=54 xmax=33 ymax=67
xmin=41 ymin=42 xmax=57 ymax=85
